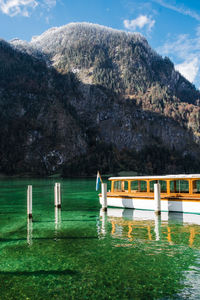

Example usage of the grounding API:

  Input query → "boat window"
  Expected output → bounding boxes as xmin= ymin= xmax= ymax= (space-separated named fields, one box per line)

xmin=114 ymin=181 xmax=121 ymax=192
xmin=150 ymin=180 xmax=166 ymax=193
xmin=170 ymin=180 xmax=189 ymax=193
xmin=114 ymin=181 xmax=128 ymax=192
xmin=159 ymin=181 xmax=167 ymax=193
xmin=192 ymin=180 xmax=200 ymax=194
xmin=150 ymin=180 xmax=158 ymax=192
xmin=131 ymin=181 xmax=147 ymax=192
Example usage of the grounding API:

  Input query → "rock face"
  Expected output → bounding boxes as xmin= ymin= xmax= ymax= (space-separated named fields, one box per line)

xmin=1 ymin=23 xmax=200 ymax=175
xmin=0 ymin=39 xmax=87 ymax=175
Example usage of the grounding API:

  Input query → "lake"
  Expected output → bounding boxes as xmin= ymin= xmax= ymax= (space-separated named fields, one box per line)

xmin=0 ymin=178 xmax=200 ymax=299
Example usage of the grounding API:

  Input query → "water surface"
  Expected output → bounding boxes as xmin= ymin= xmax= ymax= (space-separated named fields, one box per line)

xmin=0 ymin=178 xmax=200 ymax=299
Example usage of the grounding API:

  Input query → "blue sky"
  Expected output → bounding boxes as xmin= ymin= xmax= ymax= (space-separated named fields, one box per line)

xmin=0 ymin=0 xmax=200 ymax=88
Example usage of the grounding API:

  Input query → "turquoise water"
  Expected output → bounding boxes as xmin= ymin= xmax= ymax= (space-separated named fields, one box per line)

xmin=0 ymin=178 xmax=200 ymax=299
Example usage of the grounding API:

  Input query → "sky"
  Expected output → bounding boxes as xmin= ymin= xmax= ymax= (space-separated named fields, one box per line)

xmin=0 ymin=0 xmax=200 ymax=89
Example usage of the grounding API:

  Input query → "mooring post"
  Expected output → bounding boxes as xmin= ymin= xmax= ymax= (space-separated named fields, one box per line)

xmin=57 ymin=183 xmax=61 ymax=208
xmin=54 ymin=183 xmax=61 ymax=208
xmin=54 ymin=183 xmax=58 ymax=207
xmin=154 ymin=183 xmax=161 ymax=215
xmin=27 ymin=185 xmax=32 ymax=219
xmin=101 ymin=183 xmax=107 ymax=211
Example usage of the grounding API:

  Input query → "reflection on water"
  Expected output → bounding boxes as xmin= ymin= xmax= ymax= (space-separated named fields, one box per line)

xmin=27 ymin=217 xmax=32 ymax=245
xmin=100 ymin=209 xmax=107 ymax=237
xmin=54 ymin=206 xmax=61 ymax=233
xmin=1 ymin=179 xmax=200 ymax=299
xmin=26 ymin=206 xmax=200 ymax=248
xmin=101 ymin=208 xmax=200 ymax=249
xmin=154 ymin=214 xmax=161 ymax=241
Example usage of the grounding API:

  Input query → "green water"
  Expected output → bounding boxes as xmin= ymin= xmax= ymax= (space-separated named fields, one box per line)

xmin=0 ymin=178 xmax=200 ymax=299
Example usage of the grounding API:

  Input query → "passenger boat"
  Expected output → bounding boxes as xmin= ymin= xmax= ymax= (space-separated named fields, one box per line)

xmin=99 ymin=175 xmax=200 ymax=214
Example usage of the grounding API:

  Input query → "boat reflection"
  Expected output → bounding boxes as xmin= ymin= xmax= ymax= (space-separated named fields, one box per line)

xmin=99 ymin=208 xmax=200 ymax=248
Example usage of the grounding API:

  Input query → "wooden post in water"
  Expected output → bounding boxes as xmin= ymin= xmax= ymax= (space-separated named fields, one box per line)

xmin=54 ymin=183 xmax=58 ymax=207
xmin=101 ymin=183 xmax=107 ymax=211
xmin=54 ymin=183 xmax=61 ymax=208
xmin=27 ymin=185 xmax=32 ymax=219
xmin=57 ymin=183 xmax=61 ymax=208
xmin=154 ymin=183 xmax=161 ymax=215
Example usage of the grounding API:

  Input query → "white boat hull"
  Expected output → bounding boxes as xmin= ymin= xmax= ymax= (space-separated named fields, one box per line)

xmin=99 ymin=196 xmax=200 ymax=214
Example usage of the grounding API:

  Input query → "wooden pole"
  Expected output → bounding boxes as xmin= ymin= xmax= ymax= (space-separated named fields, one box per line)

xmin=54 ymin=183 xmax=61 ymax=208
xmin=154 ymin=183 xmax=161 ymax=215
xmin=57 ymin=183 xmax=61 ymax=208
xmin=101 ymin=183 xmax=107 ymax=211
xmin=27 ymin=185 xmax=32 ymax=219
xmin=54 ymin=183 xmax=58 ymax=207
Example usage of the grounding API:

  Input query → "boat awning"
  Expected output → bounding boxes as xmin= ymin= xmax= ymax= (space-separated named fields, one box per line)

xmin=109 ymin=174 xmax=200 ymax=180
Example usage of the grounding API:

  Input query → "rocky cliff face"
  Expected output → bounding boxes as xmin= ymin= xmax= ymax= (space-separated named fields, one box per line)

xmin=0 ymin=23 xmax=200 ymax=175
xmin=0 ymin=39 xmax=87 ymax=175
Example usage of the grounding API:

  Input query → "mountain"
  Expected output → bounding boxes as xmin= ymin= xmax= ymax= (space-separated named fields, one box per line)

xmin=28 ymin=23 xmax=200 ymax=104
xmin=0 ymin=23 xmax=200 ymax=176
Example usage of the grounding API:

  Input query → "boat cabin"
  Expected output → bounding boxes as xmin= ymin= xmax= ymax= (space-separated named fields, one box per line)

xmin=109 ymin=175 xmax=200 ymax=198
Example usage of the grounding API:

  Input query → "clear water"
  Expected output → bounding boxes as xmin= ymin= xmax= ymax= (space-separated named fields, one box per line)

xmin=0 ymin=178 xmax=200 ymax=299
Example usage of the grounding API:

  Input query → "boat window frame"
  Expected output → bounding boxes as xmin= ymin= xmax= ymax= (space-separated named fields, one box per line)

xmin=130 ymin=180 xmax=147 ymax=193
xmin=113 ymin=180 xmax=129 ymax=193
xmin=148 ymin=180 xmax=168 ymax=194
xmin=169 ymin=179 xmax=189 ymax=194
xmin=192 ymin=180 xmax=200 ymax=194
xmin=149 ymin=180 xmax=158 ymax=193
xmin=159 ymin=180 xmax=167 ymax=193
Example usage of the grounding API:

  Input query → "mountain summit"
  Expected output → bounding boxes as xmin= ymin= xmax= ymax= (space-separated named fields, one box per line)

xmin=1 ymin=22 xmax=200 ymax=175
xmin=26 ymin=23 xmax=199 ymax=103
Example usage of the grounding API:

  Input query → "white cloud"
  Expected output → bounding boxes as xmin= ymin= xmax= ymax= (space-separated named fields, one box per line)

xmin=157 ymin=31 xmax=200 ymax=84
xmin=0 ymin=0 xmax=56 ymax=17
xmin=152 ymin=0 xmax=200 ymax=21
xmin=0 ymin=0 xmax=38 ymax=17
xmin=124 ymin=15 xmax=155 ymax=32
xmin=175 ymin=58 xmax=199 ymax=83
xmin=43 ymin=0 xmax=56 ymax=9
